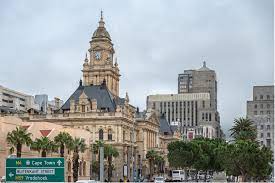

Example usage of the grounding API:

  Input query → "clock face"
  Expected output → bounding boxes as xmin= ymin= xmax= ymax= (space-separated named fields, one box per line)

xmin=95 ymin=51 xmax=101 ymax=60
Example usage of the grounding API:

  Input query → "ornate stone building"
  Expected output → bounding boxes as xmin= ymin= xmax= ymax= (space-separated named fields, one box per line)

xmin=8 ymin=13 xmax=180 ymax=181
xmin=82 ymin=12 xmax=120 ymax=97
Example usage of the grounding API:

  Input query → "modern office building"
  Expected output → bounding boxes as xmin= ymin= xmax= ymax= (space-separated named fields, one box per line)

xmin=178 ymin=61 xmax=217 ymax=110
xmin=147 ymin=92 xmax=221 ymax=139
xmin=147 ymin=62 xmax=222 ymax=139
xmin=0 ymin=85 xmax=39 ymax=113
xmin=34 ymin=94 xmax=48 ymax=112
xmin=247 ymin=85 xmax=274 ymax=149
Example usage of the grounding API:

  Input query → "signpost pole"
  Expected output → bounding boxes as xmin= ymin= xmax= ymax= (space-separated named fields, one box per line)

xmin=99 ymin=146 xmax=104 ymax=182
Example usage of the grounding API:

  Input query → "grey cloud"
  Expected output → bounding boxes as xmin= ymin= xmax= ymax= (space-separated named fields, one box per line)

xmin=0 ymin=0 xmax=273 ymax=137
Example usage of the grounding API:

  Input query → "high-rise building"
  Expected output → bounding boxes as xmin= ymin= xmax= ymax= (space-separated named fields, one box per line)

xmin=34 ymin=94 xmax=48 ymax=112
xmin=148 ymin=62 xmax=222 ymax=139
xmin=247 ymin=85 xmax=274 ymax=149
xmin=147 ymin=93 xmax=221 ymax=139
xmin=178 ymin=61 xmax=217 ymax=110
xmin=0 ymin=85 xmax=39 ymax=113
xmin=35 ymin=95 xmax=64 ymax=113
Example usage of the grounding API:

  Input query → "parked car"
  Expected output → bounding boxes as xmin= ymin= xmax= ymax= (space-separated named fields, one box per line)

xmin=76 ymin=180 xmax=96 ymax=183
xmin=154 ymin=176 xmax=165 ymax=183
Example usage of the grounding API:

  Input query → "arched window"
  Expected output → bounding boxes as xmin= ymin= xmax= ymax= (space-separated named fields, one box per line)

xmin=108 ymin=129 xmax=112 ymax=141
xmin=99 ymin=129 xmax=104 ymax=140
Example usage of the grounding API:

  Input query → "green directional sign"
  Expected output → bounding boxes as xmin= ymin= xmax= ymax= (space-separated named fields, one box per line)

xmin=6 ymin=157 xmax=65 ymax=182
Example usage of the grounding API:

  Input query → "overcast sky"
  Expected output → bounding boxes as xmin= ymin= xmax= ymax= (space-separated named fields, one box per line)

xmin=0 ymin=0 xmax=273 ymax=137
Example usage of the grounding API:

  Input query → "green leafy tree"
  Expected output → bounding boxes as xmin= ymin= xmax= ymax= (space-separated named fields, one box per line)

xmin=252 ymin=146 xmax=273 ymax=181
xmin=69 ymin=138 xmax=86 ymax=182
xmin=230 ymin=117 xmax=257 ymax=141
xmin=223 ymin=140 xmax=273 ymax=182
xmin=168 ymin=138 xmax=227 ymax=181
xmin=54 ymin=132 xmax=73 ymax=157
xmin=6 ymin=127 xmax=32 ymax=157
xmin=31 ymin=136 xmax=57 ymax=157
xmin=191 ymin=138 xmax=226 ymax=181
xmin=168 ymin=140 xmax=195 ymax=170
xmin=104 ymin=144 xmax=119 ymax=181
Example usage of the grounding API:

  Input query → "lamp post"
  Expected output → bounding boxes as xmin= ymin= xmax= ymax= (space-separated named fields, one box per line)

xmin=131 ymin=115 xmax=136 ymax=182
xmin=90 ymin=142 xmax=93 ymax=180
xmin=99 ymin=146 xmax=104 ymax=182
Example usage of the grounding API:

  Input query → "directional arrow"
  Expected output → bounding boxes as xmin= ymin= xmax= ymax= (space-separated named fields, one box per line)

xmin=9 ymin=172 xmax=14 ymax=177
xmin=57 ymin=160 xmax=62 ymax=166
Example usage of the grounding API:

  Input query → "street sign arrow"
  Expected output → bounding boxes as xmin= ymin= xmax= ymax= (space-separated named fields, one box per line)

xmin=9 ymin=172 xmax=14 ymax=177
xmin=57 ymin=160 xmax=62 ymax=166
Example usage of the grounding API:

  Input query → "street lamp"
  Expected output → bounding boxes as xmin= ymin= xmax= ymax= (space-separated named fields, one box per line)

xmin=131 ymin=113 xmax=136 ymax=182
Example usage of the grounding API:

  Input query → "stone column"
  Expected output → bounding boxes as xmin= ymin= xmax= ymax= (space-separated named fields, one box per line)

xmin=144 ymin=130 xmax=147 ymax=154
xmin=150 ymin=131 xmax=152 ymax=148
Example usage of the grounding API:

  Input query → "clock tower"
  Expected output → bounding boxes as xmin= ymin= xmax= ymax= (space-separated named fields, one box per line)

xmin=82 ymin=12 xmax=120 ymax=97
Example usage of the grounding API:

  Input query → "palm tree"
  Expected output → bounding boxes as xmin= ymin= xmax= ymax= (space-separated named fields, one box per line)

xmin=92 ymin=140 xmax=105 ymax=154
xmin=104 ymin=144 xmax=119 ymax=181
xmin=54 ymin=132 xmax=73 ymax=157
xmin=31 ymin=136 xmax=56 ymax=157
xmin=230 ymin=117 xmax=257 ymax=141
xmin=6 ymin=126 xmax=32 ymax=157
xmin=155 ymin=155 xmax=165 ymax=175
xmin=146 ymin=149 xmax=158 ymax=179
xmin=69 ymin=137 xmax=86 ymax=182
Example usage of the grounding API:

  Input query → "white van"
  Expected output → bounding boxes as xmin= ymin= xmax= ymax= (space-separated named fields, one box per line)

xmin=172 ymin=170 xmax=185 ymax=181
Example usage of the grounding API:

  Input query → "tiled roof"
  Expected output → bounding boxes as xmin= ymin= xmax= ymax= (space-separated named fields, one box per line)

xmin=61 ymin=84 xmax=124 ymax=112
xmin=159 ymin=115 xmax=174 ymax=135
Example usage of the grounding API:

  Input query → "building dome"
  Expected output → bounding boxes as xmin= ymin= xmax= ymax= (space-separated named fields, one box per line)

xmin=92 ymin=26 xmax=111 ymax=40
xmin=91 ymin=11 xmax=111 ymax=41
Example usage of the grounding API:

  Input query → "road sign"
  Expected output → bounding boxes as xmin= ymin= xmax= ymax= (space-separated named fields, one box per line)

xmin=6 ymin=157 xmax=65 ymax=182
